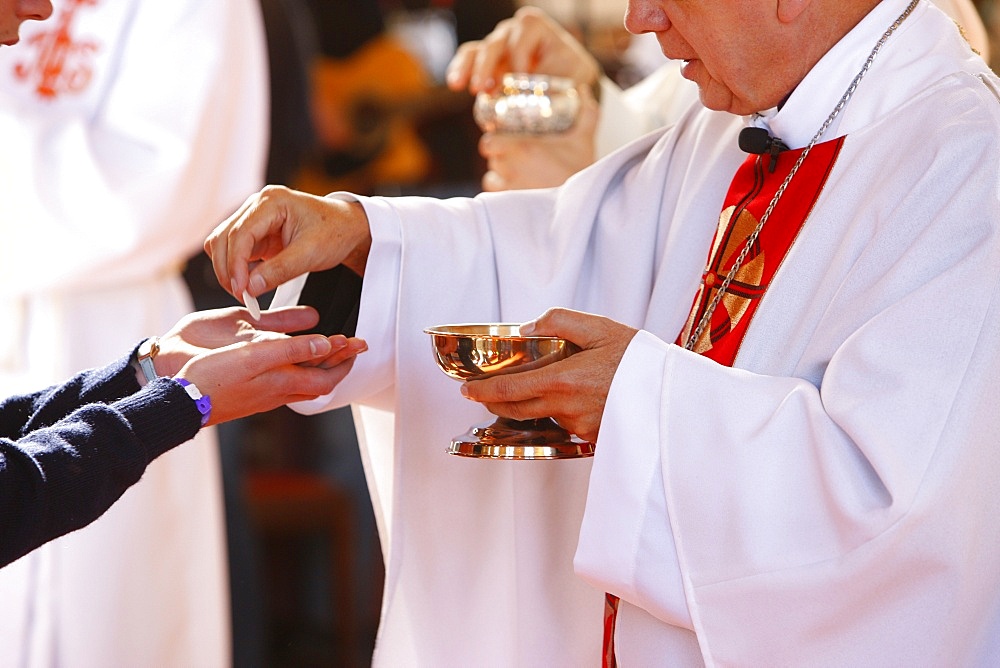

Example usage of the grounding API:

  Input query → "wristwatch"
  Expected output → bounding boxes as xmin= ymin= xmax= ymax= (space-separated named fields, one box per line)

xmin=136 ymin=337 xmax=160 ymax=384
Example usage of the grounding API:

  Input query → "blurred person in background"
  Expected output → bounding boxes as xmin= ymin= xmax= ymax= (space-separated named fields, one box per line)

xmin=290 ymin=0 xmax=519 ymax=199
xmin=293 ymin=0 xmax=433 ymax=197
xmin=0 ymin=0 xmax=268 ymax=664
xmin=448 ymin=1 xmax=990 ymax=192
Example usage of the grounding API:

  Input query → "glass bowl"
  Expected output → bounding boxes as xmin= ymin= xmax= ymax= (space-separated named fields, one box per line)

xmin=473 ymin=73 xmax=581 ymax=135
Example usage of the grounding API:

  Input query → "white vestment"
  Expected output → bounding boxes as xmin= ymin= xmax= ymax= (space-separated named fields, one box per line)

xmin=278 ymin=0 xmax=1000 ymax=664
xmin=0 ymin=0 xmax=268 ymax=665
xmin=595 ymin=63 xmax=699 ymax=160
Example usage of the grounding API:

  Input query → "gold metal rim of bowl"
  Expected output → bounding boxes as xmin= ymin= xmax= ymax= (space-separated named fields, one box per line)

xmin=424 ymin=323 xmax=563 ymax=340
xmin=448 ymin=440 xmax=595 ymax=460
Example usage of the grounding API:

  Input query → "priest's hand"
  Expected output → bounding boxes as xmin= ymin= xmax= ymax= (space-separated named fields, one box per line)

xmin=479 ymin=86 xmax=600 ymax=191
xmin=445 ymin=6 xmax=602 ymax=96
xmin=459 ymin=308 xmax=637 ymax=443
xmin=204 ymin=185 xmax=371 ymax=305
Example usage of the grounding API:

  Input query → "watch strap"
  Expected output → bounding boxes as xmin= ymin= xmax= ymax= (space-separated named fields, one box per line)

xmin=136 ymin=337 xmax=160 ymax=384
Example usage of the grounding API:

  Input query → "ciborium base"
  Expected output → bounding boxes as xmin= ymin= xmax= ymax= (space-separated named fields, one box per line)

xmin=449 ymin=417 xmax=595 ymax=460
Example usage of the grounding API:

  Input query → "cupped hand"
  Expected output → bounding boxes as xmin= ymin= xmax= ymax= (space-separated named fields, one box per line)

xmin=175 ymin=332 xmax=366 ymax=426
xmin=445 ymin=6 xmax=602 ymax=95
xmin=203 ymin=185 xmax=371 ymax=304
xmin=154 ymin=305 xmax=336 ymax=377
xmin=478 ymin=86 xmax=600 ymax=191
xmin=460 ymin=308 xmax=638 ymax=443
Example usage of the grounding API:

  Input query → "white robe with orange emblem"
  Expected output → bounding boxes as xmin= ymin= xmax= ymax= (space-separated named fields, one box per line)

xmin=0 ymin=0 xmax=267 ymax=665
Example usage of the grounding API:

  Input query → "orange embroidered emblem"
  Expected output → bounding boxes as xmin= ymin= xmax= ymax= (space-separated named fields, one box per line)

xmin=12 ymin=0 xmax=100 ymax=100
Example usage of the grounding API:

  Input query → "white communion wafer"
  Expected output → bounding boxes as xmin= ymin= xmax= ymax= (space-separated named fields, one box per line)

xmin=242 ymin=289 xmax=261 ymax=321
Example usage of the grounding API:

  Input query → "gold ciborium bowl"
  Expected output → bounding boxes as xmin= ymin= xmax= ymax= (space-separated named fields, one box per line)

xmin=425 ymin=324 xmax=595 ymax=460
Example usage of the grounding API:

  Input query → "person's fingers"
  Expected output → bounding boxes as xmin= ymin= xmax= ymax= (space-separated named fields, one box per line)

xmin=243 ymin=334 xmax=335 ymax=373
xmin=479 ymin=134 xmax=521 ymax=191
xmin=508 ymin=6 xmax=601 ymax=85
xmin=200 ymin=363 xmax=346 ymax=426
xmin=179 ymin=333 xmax=368 ymax=425
xmin=479 ymin=132 xmax=536 ymax=162
xmin=242 ymin=334 xmax=366 ymax=373
xmin=445 ymin=41 xmax=480 ymax=91
xmin=292 ymin=335 xmax=354 ymax=367
xmin=224 ymin=189 xmax=289 ymax=297
xmin=468 ymin=30 xmax=512 ymax=92
xmin=470 ymin=391 xmax=552 ymax=422
xmin=317 ymin=353 xmax=358 ymax=386
xmin=205 ymin=193 xmax=258 ymax=297
xmin=246 ymin=245 xmax=307 ymax=298
xmin=478 ymin=131 xmax=493 ymax=157
xmin=221 ymin=185 xmax=337 ymax=298
xmin=454 ymin=10 xmax=559 ymax=93
xmin=519 ymin=307 xmax=630 ymax=350
xmin=481 ymin=170 xmax=507 ymax=192
xmin=253 ymin=349 xmax=360 ymax=398
xmin=311 ymin=337 xmax=367 ymax=369
xmin=245 ymin=195 xmax=371 ymax=295
xmin=573 ymin=84 xmax=601 ymax=136
xmin=461 ymin=365 xmax=548 ymax=405
xmin=519 ymin=308 xmax=590 ymax=344
xmin=478 ymin=131 xmax=509 ymax=159
xmin=460 ymin=310 xmax=626 ymax=443
xmin=482 ymin=136 xmax=577 ymax=191
xmin=252 ymin=305 xmax=320 ymax=333
xmin=265 ymin=362 xmax=347 ymax=396
xmin=182 ymin=335 xmax=331 ymax=388
xmin=459 ymin=357 xmax=603 ymax=442
xmin=505 ymin=9 xmax=552 ymax=73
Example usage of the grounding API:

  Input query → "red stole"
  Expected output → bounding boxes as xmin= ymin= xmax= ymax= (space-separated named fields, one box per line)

xmin=602 ymin=135 xmax=844 ymax=667
xmin=678 ymin=136 xmax=844 ymax=362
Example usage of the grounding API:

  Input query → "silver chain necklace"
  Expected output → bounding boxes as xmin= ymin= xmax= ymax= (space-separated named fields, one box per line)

xmin=684 ymin=0 xmax=920 ymax=351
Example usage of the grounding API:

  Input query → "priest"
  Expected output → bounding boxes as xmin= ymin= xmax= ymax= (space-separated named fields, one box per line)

xmin=206 ymin=0 xmax=1000 ymax=664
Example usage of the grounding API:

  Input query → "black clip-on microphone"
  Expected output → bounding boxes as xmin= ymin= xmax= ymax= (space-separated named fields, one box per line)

xmin=738 ymin=127 xmax=789 ymax=173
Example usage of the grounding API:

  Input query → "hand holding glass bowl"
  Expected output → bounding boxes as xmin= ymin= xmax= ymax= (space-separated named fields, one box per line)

xmin=473 ymin=73 xmax=581 ymax=135
xmin=425 ymin=323 xmax=595 ymax=460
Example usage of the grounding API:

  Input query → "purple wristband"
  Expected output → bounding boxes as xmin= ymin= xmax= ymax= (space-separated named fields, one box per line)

xmin=176 ymin=378 xmax=212 ymax=427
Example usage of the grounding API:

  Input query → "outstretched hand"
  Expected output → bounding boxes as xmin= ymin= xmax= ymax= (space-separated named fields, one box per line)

xmin=176 ymin=334 xmax=364 ymax=427
xmin=153 ymin=305 xmax=323 ymax=377
xmin=459 ymin=308 xmax=637 ymax=443
xmin=203 ymin=185 xmax=371 ymax=306
xmin=155 ymin=305 xmax=367 ymax=426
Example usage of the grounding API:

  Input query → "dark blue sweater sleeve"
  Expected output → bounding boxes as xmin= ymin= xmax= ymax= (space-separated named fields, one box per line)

xmin=0 ymin=351 xmax=201 ymax=567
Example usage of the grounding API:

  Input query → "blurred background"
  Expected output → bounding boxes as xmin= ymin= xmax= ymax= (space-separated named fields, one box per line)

xmin=180 ymin=0 xmax=1000 ymax=666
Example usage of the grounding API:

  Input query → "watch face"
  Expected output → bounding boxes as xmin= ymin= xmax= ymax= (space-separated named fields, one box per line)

xmin=139 ymin=337 xmax=159 ymax=359
xmin=137 ymin=337 xmax=160 ymax=382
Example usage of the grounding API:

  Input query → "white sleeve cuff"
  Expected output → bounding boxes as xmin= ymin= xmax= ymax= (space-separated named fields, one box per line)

xmin=575 ymin=330 xmax=693 ymax=629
